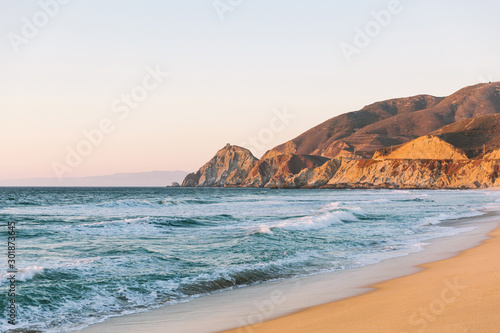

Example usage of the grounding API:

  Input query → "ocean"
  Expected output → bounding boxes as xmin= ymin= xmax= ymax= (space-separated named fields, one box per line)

xmin=0 ymin=187 xmax=498 ymax=332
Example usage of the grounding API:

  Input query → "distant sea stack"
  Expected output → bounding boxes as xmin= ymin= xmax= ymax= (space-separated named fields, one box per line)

xmin=183 ymin=82 xmax=500 ymax=189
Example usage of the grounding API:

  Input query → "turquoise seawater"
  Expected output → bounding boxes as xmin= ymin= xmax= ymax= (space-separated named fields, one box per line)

xmin=0 ymin=187 xmax=498 ymax=332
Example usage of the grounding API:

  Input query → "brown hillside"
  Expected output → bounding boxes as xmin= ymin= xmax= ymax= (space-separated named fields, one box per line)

xmin=245 ymin=154 xmax=329 ymax=188
xmin=265 ymin=82 xmax=500 ymax=159
xmin=431 ymin=114 xmax=500 ymax=158
xmin=262 ymin=94 xmax=442 ymax=159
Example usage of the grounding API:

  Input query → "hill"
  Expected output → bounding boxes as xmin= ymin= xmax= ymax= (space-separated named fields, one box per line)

xmin=182 ymin=82 xmax=500 ymax=189
xmin=264 ymin=82 xmax=500 ymax=159
xmin=431 ymin=114 xmax=500 ymax=158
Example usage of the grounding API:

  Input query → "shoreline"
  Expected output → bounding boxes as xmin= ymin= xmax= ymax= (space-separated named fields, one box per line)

xmin=223 ymin=213 xmax=500 ymax=332
xmin=78 ymin=208 xmax=500 ymax=333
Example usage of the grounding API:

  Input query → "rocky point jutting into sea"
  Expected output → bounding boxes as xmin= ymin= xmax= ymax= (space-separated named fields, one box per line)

xmin=182 ymin=82 xmax=500 ymax=189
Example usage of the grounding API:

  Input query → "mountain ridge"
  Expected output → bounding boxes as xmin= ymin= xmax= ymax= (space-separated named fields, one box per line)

xmin=264 ymin=82 xmax=500 ymax=160
xmin=182 ymin=82 xmax=500 ymax=189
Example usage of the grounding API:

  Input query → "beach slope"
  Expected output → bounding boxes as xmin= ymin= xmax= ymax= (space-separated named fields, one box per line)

xmin=224 ymin=225 xmax=500 ymax=333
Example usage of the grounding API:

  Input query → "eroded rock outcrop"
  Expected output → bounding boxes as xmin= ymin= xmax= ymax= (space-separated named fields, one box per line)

xmin=182 ymin=149 xmax=500 ymax=189
xmin=245 ymin=154 xmax=330 ymax=188
xmin=373 ymin=135 xmax=468 ymax=160
xmin=181 ymin=172 xmax=201 ymax=187
xmin=182 ymin=146 xmax=333 ymax=188
xmin=485 ymin=149 xmax=500 ymax=160
xmin=326 ymin=159 xmax=500 ymax=189
xmin=261 ymin=141 xmax=298 ymax=160
xmin=183 ymin=151 xmax=500 ymax=189
xmin=182 ymin=144 xmax=258 ymax=187
xmin=302 ymin=158 xmax=342 ymax=188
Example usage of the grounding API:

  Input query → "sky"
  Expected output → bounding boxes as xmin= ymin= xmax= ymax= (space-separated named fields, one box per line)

xmin=1 ymin=0 xmax=499 ymax=181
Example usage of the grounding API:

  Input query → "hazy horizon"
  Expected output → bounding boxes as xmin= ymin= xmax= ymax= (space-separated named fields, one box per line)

xmin=2 ymin=0 xmax=499 ymax=181
xmin=0 ymin=170 xmax=189 ymax=187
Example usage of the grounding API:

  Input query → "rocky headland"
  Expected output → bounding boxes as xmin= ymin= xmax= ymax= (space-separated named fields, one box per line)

xmin=182 ymin=82 xmax=500 ymax=189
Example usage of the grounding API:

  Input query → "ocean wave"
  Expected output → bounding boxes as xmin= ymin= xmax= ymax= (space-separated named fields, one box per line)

xmin=368 ymin=198 xmax=390 ymax=203
xmin=81 ymin=216 xmax=151 ymax=227
xmin=69 ymin=217 xmax=154 ymax=235
xmin=8 ymin=280 xmax=170 ymax=333
xmin=178 ymin=251 xmax=315 ymax=294
xmin=89 ymin=197 xmax=220 ymax=208
xmin=320 ymin=201 xmax=367 ymax=215
xmin=348 ymin=207 xmax=367 ymax=216
xmin=18 ymin=265 xmax=44 ymax=281
xmin=320 ymin=201 xmax=340 ymax=210
xmin=395 ymin=198 xmax=431 ymax=202
xmin=78 ymin=216 xmax=221 ymax=232
xmin=272 ymin=210 xmax=358 ymax=232
xmin=17 ymin=201 xmax=40 ymax=206
xmin=0 ymin=265 xmax=44 ymax=283
xmin=420 ymin=210 xmax=485 ymax=226
xmin=482 ymin=203 xmax=500 ymax=211
xmin=0 ymin=197 xmax=220 ymax=216
xmin=256 ymin=225 xmax=273 ymax=234
xmin=95 ymin=199 xmax=164 ymax=208
xmin=181 ymin=199 xmax=217 ymax=205
xmin=337 ymin=198 xmax=390 ymax=205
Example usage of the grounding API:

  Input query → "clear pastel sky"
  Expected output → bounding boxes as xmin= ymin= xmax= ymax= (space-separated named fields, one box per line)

xmin=1 ymin=0 xmax=499 ymax=180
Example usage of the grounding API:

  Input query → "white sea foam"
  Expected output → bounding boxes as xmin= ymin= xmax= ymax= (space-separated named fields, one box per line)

xmin=0 ymin=265 xmax=44 ymax=282
xmin=18 ymin=266 xmax=44 ymax=281
xmin=70 ymin=216 xmax=156 ymax=236
xmin=320 ymin=202 xmax=367 ymax=215
xmin=420 ymin=210 xmax=484 ymax=226
xmin=81 ymin=216 xmax=151 ymax=227
xmin=370 ymin=198 xmax=390 ymax=203
xmin=0 ymin=198 xmax=178 ymax=217
xmin=349 ymin=207 xmax=367 ymax=216
xmin=482 ymin=203 xmax=500 ymax=211
xmin=321 ymin=201 xmax=341 ymax=210
xmin=96 ymin=199 xmax=155 ymax=208
xmin=252 ymin=205 xmax=365 ymax=234
xmin=275 ymin=210 xmax=358 ymax=231
xmin=181 ymin=250 xmax=318 ymax=288
xmin=257 ymin=225 xmax=273 ymax=234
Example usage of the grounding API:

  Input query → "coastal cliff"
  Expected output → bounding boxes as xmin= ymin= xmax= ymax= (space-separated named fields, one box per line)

xmin=325 ymin=159 xmax=500 ymax=189
xmin=182 ymin=83 xmax=500 ymax=189
xmin=181 ymin=144 xmax=258 ymax=187
xmin=183 ymin=149 xmax=500 ymax=189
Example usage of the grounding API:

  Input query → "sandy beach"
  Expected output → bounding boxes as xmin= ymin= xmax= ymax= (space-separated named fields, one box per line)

xmin=78 ymin=210 xmax=500 ymax=333
xmin=225 ymin=218 xmax=500 ymax=333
